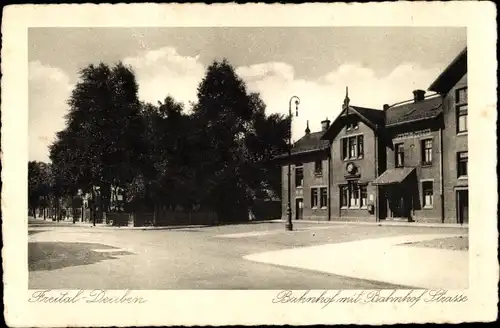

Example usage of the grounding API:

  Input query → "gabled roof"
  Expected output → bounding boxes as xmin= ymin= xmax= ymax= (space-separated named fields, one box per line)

xmin=385 ymin=96 xmax=442 ymax=127
xmin=291 ymin=131 xmax=330 ymax=154
xmin=321 ymin=104 xmax=384 ymax=141
xmin=351 ymin=105 xmax=385 ymax=126
xmin=274 ymin=131 xmax=329 ymax=160
xmin=428 ymin=47 xmax=467 ymax=94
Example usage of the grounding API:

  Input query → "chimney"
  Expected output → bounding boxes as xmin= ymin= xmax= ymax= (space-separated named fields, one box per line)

xmin=383 ymin=104 xmax=390 ymax=111
xmin=321 ymin=118 xmax=331 ymax=131
xmin=413 ymin=89 xmax=426 ymax=102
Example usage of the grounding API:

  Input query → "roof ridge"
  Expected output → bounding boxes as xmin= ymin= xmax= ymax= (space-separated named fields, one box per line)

xmin=388 ymin=94 xmax=441 ymax=109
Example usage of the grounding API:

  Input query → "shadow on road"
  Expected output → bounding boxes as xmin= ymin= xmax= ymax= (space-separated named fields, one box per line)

xmin=28 ymin=242 xmax=133 ymax=272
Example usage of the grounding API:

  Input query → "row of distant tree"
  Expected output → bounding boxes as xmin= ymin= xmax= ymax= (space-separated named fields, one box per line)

xmin=28 ymin=59 xmax=290 ymax=223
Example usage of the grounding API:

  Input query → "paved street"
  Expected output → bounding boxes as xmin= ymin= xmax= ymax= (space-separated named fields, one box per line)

xmin=28 ymin=218 xmax=468 ymax=289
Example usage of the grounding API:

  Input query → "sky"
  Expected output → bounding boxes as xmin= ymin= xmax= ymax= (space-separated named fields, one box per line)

xmin=28 ymin=27 xmax=466 ymax=162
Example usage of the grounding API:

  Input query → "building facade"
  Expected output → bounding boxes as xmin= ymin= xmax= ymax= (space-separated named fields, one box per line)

xmin=276 ymin=120 xmax=331 ymax=221
xmin=322 ymin=92 xmax=386 ymax=221
xmin=277 ymin=47 xmax=468 ymax=224
xmin=429 ymin=48 xmax=468 ymax=224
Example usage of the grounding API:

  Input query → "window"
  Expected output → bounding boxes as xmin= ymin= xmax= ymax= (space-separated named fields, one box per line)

xmin=360 ymin=185 xmax=368 ymax=208
xmin=311 ymin=188 xmax=318 ymax=208
xmin=457 ymin=152 xmax=468 ymax=178
xmin=395 ymin=143 xmax=405 ymax=167
xmin=456 ymin=87 xmax=468 ymax=134
xmin=342 ymin=135 xmax=364 ymax=160
xmin=421 ymin=139 xmax=433 ymax=165
xmin=457 ymin=104 xmax=468 ymax=133
xmin=349 ymin=183 xmax=360 ymax=208
xmin=341 ymin=182 xmax=364 ymax=209
xmin=422 ymin=181 xmax=434 ymax=208
xmin=295 ymin=166 xmax=304 ymax=187
xmin=311 ymin=187 xmax=328 ymax=209
xmin=342 ymin=139 xmax=348 ymax=160
xmin=346 ymin=122 xmax=358 ymax=131
xmin=320 ymin=187 xmax=328 ymax=208
xmin=340 ymin=186 xmax=348 ymax=208
xmin=349 ymin=137 xmax=357 ymax=158
xmin=456 ymin=87 xmax=468 ymax=104
xmin=357 ymin=135 xmax=364 ymax=158
xmin=314 ymin=160 xmax=323 ymax=176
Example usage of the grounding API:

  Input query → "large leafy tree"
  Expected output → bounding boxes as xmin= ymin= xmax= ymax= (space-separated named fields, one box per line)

xmin=190 ymin=59 xmax=289 ymax=222
xmin=28 ymin=161 xmax=53 ymax=219
xmin=243 ymin=93 xmax=290 ymax=200
xmin=44 ymin=58 xmax=289 ymax=225
xmin=132 ymin=97 xmax=197 ymax=211
xmin=51 ymin=62 xmax=145 ymax=218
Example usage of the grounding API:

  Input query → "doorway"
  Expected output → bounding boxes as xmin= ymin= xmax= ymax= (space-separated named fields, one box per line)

xmin=456 ymin=189 xmax=469 ymax=224
xmin=387 ymin=186 xmax=412 ymax=220
xmin=295 ymin=198 xmax=303 ymax=220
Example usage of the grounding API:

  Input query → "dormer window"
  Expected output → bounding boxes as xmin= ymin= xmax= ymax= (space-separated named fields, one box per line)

xmin=346 ymin=122 xmax=358 ymax=131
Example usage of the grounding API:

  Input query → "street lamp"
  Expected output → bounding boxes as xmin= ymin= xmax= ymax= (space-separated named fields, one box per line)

xmin=286 ymin=95 xmax=300 ymax=231
xmin=92 ymin=185 xmax=101 ymax=227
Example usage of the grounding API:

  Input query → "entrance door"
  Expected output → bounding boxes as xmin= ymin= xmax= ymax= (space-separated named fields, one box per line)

xmin=388 ymin=186 xmax=412 ymax=220
xmin=295 ymin=198 xmax=303 ymax=220
xmin=457 ymin=190 xmax=469 ymax=224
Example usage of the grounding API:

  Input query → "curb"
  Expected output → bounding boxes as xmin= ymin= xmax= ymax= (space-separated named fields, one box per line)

xmin=270 ymin=219 xmax=468 ymax=229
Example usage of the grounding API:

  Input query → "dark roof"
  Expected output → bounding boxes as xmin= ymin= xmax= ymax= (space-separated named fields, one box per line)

xmin=429 ymin=47 xmax=467 ymax=94
xmin=321 ymin=104 xmax=383 ymax=141
xmin=385 ymin=96 xmax=442 ymax=127
xmin=292 ymin=131 xmax=329 ymax=154
xmin=274 ymin=131 xmax=329 ymax=159
xmin=372 ymin=167 xmax=415 ymax=185
xmin=351 ymin=105 xmax=385 ymax=126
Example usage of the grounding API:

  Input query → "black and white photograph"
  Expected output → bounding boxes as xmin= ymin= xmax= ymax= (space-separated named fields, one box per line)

xmin=2 ymin=3 xmax=498 ymax=327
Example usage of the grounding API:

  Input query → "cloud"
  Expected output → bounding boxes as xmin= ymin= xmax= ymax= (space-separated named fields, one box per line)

xmin=123 ymin=45 xmax=443 ymax=142
xmin=123 ymin=47 xmax=205 ymax=107
xmin=28 ymin=61 xmax=73 ymax=162
xmin=29 ymin=46 xmax=444 ymax=162
xmin=238 ymin=61 xmax=442 ymax=141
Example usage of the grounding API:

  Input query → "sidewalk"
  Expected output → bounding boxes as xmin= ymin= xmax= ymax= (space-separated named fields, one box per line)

xmin=244 ymin=233 xmax=469 ymax=289
xmin=271 ymin=219 xmax=469 ymax=229
xmin=28 ymin=217 xmax=209 ymax=230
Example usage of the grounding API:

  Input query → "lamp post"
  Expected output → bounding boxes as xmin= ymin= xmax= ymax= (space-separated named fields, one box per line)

xmin=92 ymin=185 xmax=100 ymax=227
xmin=286 ymin=95 xmax=300 ymax=231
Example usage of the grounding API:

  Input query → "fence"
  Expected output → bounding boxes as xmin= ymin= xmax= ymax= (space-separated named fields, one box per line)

xmin=104 ymin=210 xmax=217 ymax=227
xmin=154 ymin=210 xmax=217 ymax=226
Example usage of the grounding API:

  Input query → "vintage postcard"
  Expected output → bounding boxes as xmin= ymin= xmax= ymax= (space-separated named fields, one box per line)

xmin=1 ymin=2 xmax=498 ymax=326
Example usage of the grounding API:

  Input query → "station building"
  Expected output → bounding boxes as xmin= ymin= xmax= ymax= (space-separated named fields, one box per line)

xmin=277 ymin=47 xmax=468 ymax=224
